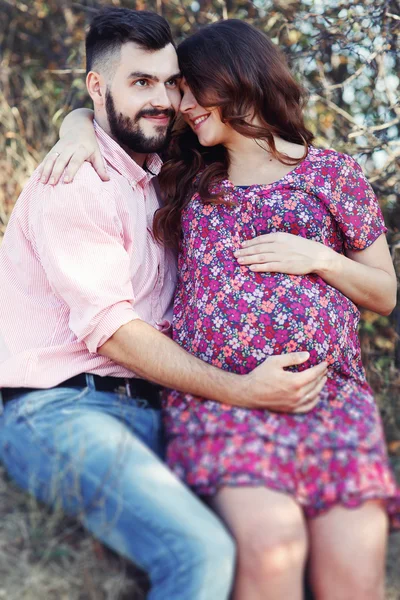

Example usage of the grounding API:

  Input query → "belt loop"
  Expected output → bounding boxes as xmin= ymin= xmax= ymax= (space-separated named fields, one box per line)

xmin=0 ymin=390 xmax=4 ymax=415
xmin=124 ymin=379 xmax=132 ymax=398
xmin=85 ymin=374 xmax=96 ymax=391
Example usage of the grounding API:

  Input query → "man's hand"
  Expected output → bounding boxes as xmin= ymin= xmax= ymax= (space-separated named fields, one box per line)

xmin=240 ymin=352 xmax=328 ymax=413
xmin=100 ymin=320 xmax=327 ymax=414
xmin=234 ymin=232 xmax=335 ymax=276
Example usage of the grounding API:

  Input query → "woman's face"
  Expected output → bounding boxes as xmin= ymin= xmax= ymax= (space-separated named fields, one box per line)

xmin=179 ymin=79 xmax=230 ymax=147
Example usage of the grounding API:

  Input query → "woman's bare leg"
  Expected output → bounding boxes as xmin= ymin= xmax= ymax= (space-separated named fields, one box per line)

xmin=210 ymin=486 xmax=308 ymax=600
xmin=308 ymin=500 xmax=388 ymax=600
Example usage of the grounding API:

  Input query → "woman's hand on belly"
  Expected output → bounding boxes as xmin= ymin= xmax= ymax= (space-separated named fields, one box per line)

xmin=242 ymin=352 xmax=328 ymax=413
xmin=235 ymin=231 xmax=396 ymax=316
xmin=234 ymin=232 xmax=334 ymax=275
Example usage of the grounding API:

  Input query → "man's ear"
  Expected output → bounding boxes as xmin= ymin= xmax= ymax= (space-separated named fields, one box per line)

xmin=86 ymin=71 xmax=106 ymax=107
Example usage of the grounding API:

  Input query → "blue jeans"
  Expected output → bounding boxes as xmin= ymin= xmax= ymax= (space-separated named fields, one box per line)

xmin=0 ymin=381 xmax=235 ymax=599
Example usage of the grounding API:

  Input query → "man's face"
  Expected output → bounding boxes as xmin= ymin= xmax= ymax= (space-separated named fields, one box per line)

xmin=106 ymin=42 xmax=181 ymax=153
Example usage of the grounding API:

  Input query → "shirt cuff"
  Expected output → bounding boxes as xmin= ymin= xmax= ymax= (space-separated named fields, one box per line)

xmin=83 ymin=301 xmax=139 ymax=353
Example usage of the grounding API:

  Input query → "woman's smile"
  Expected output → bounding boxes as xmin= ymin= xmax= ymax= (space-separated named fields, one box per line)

xmin=191 ymin=113 xmax=211 ymax=130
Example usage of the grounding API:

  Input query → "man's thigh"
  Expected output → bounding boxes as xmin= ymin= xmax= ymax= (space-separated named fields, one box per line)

xmin=0 ymin=387 xmax=234 ymax=577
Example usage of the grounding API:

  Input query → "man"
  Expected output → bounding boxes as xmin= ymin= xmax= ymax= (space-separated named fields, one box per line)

xmin=0 ymin=7 xmax=326 ymax=599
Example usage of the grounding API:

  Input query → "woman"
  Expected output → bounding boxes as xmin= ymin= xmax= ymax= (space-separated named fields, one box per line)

xmin=41 ymin=19 xmax=400 ymax=600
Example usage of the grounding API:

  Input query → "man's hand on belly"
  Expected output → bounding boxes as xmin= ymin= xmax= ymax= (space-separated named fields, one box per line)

xmin=100 ymin=320 xmax=327 ymax=413
xmin=241 ymin=352 xmax=328 ymax=413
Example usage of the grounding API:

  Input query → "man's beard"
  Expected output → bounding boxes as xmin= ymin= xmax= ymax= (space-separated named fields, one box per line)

xmin=105 ymin=88 xmax=175 ymax=154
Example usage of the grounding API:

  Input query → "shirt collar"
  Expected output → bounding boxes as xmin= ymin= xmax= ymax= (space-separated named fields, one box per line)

xmin=93 ymin=120 xmax=163 ymax=187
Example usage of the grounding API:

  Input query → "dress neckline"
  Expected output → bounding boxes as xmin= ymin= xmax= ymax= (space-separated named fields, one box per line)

xmin=228 ymin=144 xmax=314 ymax=191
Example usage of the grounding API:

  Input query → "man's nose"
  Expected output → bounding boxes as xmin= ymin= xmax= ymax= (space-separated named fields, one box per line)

xmin=151 ymin=84 xmax=172 ymax=109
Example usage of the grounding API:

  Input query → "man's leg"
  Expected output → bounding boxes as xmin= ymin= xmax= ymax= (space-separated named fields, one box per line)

xmin=0 ymin=387 xmax=235 ymax=600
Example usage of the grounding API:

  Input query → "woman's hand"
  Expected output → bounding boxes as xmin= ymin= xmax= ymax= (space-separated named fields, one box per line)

xmin=234 ymin=232 xmax=335 ymax=275
xmin=236 ymin=231 xmax=397 ymax=315
xmin=38 ymin=109 xmax=109 ymax=185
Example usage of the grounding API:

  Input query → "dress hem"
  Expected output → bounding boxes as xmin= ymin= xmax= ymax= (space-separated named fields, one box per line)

xmin=193 ymin=478 xmax=400 ymax=532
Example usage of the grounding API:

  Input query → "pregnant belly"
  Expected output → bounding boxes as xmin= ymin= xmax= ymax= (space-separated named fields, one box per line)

xmin=173 ymin=271 xmax=361 ymax=378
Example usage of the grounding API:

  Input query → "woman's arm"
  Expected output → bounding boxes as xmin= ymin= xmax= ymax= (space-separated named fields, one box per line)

xmin=234 ymin=232 xmax=397 ymax=316
xmin=317 ymin=235 xmax=396 ymax=315
xmin=38 ymin=108 xmax=108 ymax=184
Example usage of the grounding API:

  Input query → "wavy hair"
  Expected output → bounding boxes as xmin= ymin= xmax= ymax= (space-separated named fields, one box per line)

xmin=154 ymin=19 xmax=314 ymax=248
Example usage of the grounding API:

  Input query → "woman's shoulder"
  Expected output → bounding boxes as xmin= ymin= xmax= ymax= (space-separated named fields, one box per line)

xmin=308 ymin=145 xmax=363 ymax=173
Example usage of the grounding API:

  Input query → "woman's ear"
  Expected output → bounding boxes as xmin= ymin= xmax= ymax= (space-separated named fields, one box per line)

xmin=86 ymin=71 xmax=106 ymax=107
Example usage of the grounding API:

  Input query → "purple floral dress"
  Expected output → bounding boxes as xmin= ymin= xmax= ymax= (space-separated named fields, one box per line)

xmin=163 ymin=146 xmax=400 ymax=528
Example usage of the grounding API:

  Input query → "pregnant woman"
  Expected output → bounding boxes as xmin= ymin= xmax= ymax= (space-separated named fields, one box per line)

xmin=42 ymin=19 xmax=399 ymax=600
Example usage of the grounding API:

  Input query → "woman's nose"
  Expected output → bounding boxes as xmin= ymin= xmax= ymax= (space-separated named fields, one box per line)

xmin=180 ymin=91 xmax=196 ymax=113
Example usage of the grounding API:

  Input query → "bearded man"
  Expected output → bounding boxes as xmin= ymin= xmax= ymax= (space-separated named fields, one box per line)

xmin=0 ymin=9 xmax=235 ymax=599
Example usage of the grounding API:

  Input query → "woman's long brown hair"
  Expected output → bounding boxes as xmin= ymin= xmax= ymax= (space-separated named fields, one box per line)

xmin=154 ymin=19 xmax=314 ymax=248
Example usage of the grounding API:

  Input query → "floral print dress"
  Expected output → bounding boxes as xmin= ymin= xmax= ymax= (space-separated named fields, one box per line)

xmin=163 ymin=146 xmax=400 ymax=528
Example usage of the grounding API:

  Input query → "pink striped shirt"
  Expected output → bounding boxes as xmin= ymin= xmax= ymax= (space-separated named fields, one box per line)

xmin=0 ymin=122 xmax=177 ymax=390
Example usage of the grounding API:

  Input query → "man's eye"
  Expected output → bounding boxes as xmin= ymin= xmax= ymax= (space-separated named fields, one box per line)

xmin=134 ymin=79 xmax=148 ymax=87
xmin=166 ymin=79 xmax=178 ymax=88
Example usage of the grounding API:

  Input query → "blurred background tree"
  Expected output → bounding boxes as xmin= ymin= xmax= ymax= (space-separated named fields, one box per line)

xmin=0 ymin=1 xmax=400 ymax=597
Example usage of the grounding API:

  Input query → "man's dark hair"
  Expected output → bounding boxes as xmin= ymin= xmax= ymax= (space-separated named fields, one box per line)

xmin=86 ymin=7 xmax=174 ymax=75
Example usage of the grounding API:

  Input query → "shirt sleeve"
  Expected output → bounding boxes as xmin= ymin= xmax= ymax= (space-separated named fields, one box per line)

xmin=316 ymin=152 xmax=387 ymax=251
xmin=35 ymin=171 xmax=139 ymax=353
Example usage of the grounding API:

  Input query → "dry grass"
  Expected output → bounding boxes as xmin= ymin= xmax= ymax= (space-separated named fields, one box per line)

xmin=0 ymin=466 xmax=148 ymax=600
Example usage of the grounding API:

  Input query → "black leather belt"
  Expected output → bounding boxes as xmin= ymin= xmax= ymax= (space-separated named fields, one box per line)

xmin=1 ymin=374 xmax=162 ymax=408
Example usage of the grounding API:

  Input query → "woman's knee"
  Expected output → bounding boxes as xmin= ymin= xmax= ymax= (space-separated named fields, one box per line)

xmin=310 ymin=502 xmax=388 ymax=599
xmin=237 ymin=510 xmax=308 ymax=581
xmin=345 ymin=569 xmax=385 ymax=600
xmin=312 ymin=563 xmax=385 ymax=600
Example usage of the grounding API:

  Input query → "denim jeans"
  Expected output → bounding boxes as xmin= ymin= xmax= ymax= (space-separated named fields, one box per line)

xmin=0 ymin=381 xmax=235 ymax=600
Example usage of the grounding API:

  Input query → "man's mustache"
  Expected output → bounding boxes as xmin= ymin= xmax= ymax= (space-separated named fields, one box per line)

xmin=136 ymin=108 xmax=176 ymax=121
